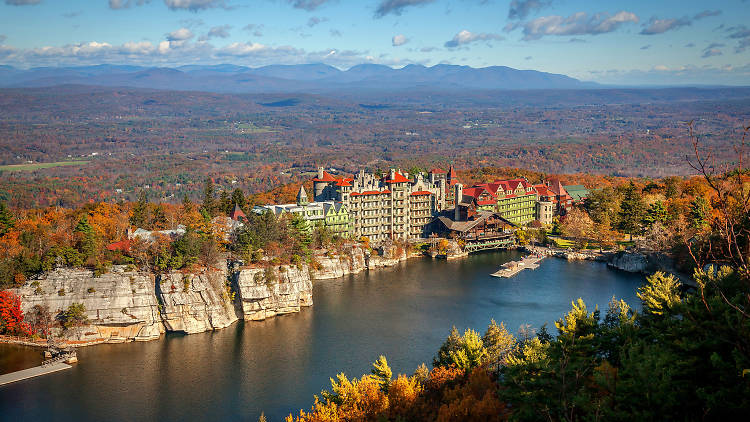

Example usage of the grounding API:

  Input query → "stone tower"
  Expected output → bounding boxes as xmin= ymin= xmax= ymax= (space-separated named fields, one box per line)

xmin=297 ymin=185 xmax=309 ymax=206
xmin=454 ymin=183 xmax=463 ymax=221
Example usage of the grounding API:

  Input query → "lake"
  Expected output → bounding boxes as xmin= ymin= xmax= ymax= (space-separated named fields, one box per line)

xmin=0 ymin=251 xmax=643 ymax=421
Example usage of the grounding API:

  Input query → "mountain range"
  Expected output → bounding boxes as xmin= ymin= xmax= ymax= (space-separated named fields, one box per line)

xmin=0 ymin=63 xmax=597 ymax=93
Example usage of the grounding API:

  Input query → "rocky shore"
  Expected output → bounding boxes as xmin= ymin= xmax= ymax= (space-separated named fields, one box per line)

xmin=6 ymin=242 xmax=414 ymax=347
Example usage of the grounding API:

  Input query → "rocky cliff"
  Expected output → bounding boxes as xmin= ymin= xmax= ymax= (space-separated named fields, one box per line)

xmin=312 ymin=243 xmax=410 ymax=280
xmin=607 ymin=251 xmax=677 ymax=274
xmin=156 ymin=267 xmax=239 ymax=334
xmin=234 ymin=265 xmax=313 ymax=320
xmin=11 ymin=262 xmax=314 ymax=345
xmin=12 ymin=266 xmax=163 ymax=343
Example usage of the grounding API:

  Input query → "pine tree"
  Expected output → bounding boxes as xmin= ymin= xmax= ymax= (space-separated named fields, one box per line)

xmin=219 ymin=190 xmax=231 ymax=216
xmin=433 ymin=326 xmax=462 ymax=367
xmin=130 ymin=191 xmax=148 ymax=228
xmin=637 ymin=271 xmax=681 ymax=316
xmin=689 ymin=195 xmax=709 ymax=230
xmin=74 ymin=215 xmax=97 ymax=260
xmin=231 ymin=188 xmax=246 ymax=210
xmin=482 ymin=319 xmax=516 ymax=371
xmin=371 ymin=355 xmax=392 ymax=393
xmin=0 ymin=201 xmax=15 ymax=236
xmin=643 ymin=201 xmax=668 ymax=228
xmin=618 ymin=182 xmax=646 ymax=240
xmin=202 ymin=177 xmax=215 ymax=216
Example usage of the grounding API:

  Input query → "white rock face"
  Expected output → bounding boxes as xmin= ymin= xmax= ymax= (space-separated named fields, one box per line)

xmin=312 ymin=243 xmax=409 ymax=280
xmin=156 ymin=267 xmax=239 ymax=334
xmin=11 ymin=266 xmax=164 ymax=342
xmin=234 ymin=265 xmax=313 ymax=320
xmin=608 ymin=252 xmax=649 ymax=273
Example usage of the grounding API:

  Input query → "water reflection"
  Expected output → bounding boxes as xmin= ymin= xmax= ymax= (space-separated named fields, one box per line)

xmin=0 ymin=252 xmax=643 ymax=421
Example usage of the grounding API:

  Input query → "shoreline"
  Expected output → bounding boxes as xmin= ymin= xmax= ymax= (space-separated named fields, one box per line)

xmin=2 ymin=245 xmax=679 ymax=351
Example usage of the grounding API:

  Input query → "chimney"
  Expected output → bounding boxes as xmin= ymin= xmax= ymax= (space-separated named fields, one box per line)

xmin=317 ymin=166 xmax=324 ymax=180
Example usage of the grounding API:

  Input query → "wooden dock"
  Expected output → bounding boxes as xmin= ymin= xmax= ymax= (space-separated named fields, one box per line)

xmin=490 ymin=255 xmax=545 ymax=278
xmin=0 ymin=361 xmax=72 ymax=387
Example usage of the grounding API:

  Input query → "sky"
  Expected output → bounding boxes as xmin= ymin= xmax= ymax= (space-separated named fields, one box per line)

xmin=0 ymin=0 xmax=749 ymax=85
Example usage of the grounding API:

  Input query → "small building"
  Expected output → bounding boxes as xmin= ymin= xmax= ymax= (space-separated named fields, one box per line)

xmin=562 ymin=185 xmax=590 ymax=204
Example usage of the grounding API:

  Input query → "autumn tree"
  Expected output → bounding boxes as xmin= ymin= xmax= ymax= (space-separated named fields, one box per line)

xmin=0 ymin=291 xmax=30 ymax=336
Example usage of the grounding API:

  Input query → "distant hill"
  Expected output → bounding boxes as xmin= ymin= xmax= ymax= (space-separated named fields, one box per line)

xmin=0 ymin=63 xmax=596 ymax=93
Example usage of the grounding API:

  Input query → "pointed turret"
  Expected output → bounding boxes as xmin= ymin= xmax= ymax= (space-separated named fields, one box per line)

xmin=447 ymin=164 xmax=459 ymax=185
xmin=297 ymin=185 xmax=309 ymax=206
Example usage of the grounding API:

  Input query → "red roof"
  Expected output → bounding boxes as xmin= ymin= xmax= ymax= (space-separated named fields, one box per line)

xmin=335 ymin=180 xmax=352 ymax=186
xmin=312 ymin=171 xmax=338 ymax=182
xmin=385 ymin=172 xmax=410 ymax=184
xmin=410 ymin=190 xmax=432 ymax=196
xmin=430 ymin=168 xmax=446 ymax=174
xmin=477 ymin=200 xmax=496 ymax=205
xmin=230 ymin=204 xmax=246 ymax=221
xmin=107 ymin=239 xmax=131 ymax=252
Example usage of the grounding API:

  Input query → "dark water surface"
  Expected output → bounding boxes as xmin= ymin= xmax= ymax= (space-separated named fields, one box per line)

xmin=0 ymin=252 xmax=643 ymax=421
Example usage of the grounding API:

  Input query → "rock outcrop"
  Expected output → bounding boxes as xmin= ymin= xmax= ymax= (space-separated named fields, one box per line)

xmin=12 ymin=266 xmax=163 ymax=343
xmin=156 ymin=267 xmax=239 ymax=334
xmin=234 ymin=265 xmax=313 ymax=320
xmin=312 ymin=242 xmax=410 ymax=280
xmin=607 ymin=251 xmax=676 ymax=274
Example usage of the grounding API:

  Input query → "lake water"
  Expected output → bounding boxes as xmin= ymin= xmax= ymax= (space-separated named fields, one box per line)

xmin=0 ymin=251 xmax=643 ymax=421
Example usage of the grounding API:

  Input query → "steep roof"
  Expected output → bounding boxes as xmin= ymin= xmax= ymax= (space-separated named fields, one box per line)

xmin=430 ymin=168 xmax=446 ymax=174
xmin=230 ymin=204 xmax=246 ymax=221
xmin=312 ymin=171 xmax=337 ymax=182
xmin=384 ymin=171 xmax=410 ymax=184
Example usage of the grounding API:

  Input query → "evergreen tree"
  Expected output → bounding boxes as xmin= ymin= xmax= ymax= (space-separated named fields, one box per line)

xmin=231 ymin=188 xmax=246 ymax=210
xmin=689 ymin=195 xmax=709 ymax=230
xmin=637 ymin=271 xmax=681 ymax=316
xmin=202 ymin=177 xmax=215 ymax=216
xmin=74 ymin=215 xmax=97 ymax=260
xmin=150 ymin=203 xmax=168 ymax=229
xmin=370 ymin=355 xmax=392 ymax=393
xmin=482 ymin=319 xmax=516 ymax=372
xmin=618 ymin=182 xmax=646 ymax=240
xmin=663 ymin=176 xmax=681 ymax=199
xmin=643 ymin=201 xmax=668 ymax=228
xmin=433 ymin=326 xmax=462 ymax=367
xmin=0 ymin=201 xmax=15 ymax=236
xmin=130 ymin=191 xmax=148 ymax=228
xmin=218 ymin=190 xmax=231 ymax=216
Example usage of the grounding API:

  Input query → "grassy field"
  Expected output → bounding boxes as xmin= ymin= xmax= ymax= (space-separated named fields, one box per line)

xmin=0 ymin=161 xmax=89 ymax=172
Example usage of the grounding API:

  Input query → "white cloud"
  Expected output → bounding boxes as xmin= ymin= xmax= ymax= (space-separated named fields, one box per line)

xmin=288 ymin=0 xmax=329 ymax=11
xmin=109 ymin=0 xmax=149 ymax=9
xmin=163 ymin=0 xmax=225 ymax=11
xmin=166 ymin=28 xmax=194 ymax=42
xmin=508 ymin=0 xmax=552 ymax=20
xmin=444 ymin=30 xmax=502 ymax=47
xmin=392 ymin=34 xmax=408 ymax=46
xmin=521 ymin=11 xmax=639 ymax=40
xmin=640 ymin=17 xmax=691 ymax=35
xmin=375 ymin=0 xmax=435 ymax=18
xmin=198 ymin=25 xmax=231 ymax=41
xmin=307 ymin=16 xmax=328 ymax=27
xmin=5 ymin=0 xmax=41 ymax=5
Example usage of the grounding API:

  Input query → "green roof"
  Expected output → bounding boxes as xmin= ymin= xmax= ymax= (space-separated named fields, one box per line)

xmin=563 ymin=185 xmax=589 ymax=201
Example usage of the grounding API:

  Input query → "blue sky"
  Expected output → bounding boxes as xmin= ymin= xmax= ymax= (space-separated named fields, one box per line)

xmin=1 ymin=0 xmax=749 ymax=84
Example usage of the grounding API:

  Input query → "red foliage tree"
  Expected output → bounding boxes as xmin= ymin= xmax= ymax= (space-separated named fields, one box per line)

xmin=0 ymin=291 xmax=31 ymax=336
